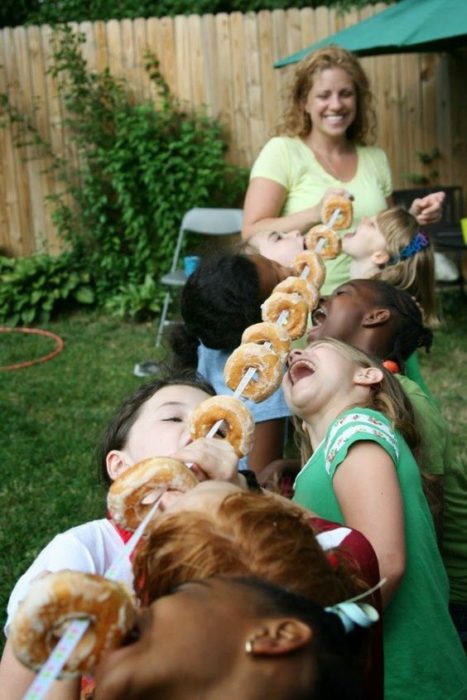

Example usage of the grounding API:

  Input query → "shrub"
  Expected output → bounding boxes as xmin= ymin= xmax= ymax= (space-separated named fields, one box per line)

xmin=0 ymin=254 xmax=94 ymax=326
xmin=0 ymin=25 xmax=248 ymax=324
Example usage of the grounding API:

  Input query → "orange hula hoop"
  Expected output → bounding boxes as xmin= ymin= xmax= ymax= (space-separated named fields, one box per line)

xmin=0 ymin=327 xmax=64 ymax=371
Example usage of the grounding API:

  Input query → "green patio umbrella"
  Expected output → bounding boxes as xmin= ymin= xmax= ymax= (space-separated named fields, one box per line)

xmin=275 ymin=0 xmax=467 ymax=67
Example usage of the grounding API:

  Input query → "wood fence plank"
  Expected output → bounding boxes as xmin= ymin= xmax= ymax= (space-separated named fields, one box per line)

xmin=11 ymin=26 xmax=36 ymax=254
xmin=229 ymin=12 xmax=250 ymax=166
xmin=174 ymin=15 xmax=191 ymax=105
xmin=187 ymin=14 xmax=205 ymax=108
xmin=244 ymin=12 xmax=264 ymax=158
xmin=214 ymin=13 xmax=236 ymax=161
xmin=257 ymin=10 xmax=276 ymax=141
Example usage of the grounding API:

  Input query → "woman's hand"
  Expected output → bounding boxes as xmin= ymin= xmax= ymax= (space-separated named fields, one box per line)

xmin=409 ymin=191 xmax=445 ymax=226
xmin=172 ymin=437 xmax=242 ymax=486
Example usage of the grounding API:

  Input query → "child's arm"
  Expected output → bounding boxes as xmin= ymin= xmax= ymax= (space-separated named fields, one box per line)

xmin=0 ymin=639 xmax=80 ymax=700
xmin=248 ymin=418 xmax=286 ymax=474
xmin=332 ymin=441 xmax=406 ymax=608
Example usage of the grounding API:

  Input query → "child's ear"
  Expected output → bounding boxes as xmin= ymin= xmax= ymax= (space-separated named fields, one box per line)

xmin=371 ymin=250 xmax=390 ymax=266
xmin=353 ymin=366 xmax=384 ymax=387
xmin=106 ymin=450 xmax=129 ymax=481
xmin=362 ymin=308 xmax=391 ymax=327
xmin=245 ymin=619 xmax=312 ymax=657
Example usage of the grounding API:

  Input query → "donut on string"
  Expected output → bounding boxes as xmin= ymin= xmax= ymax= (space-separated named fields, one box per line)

xmin=190 ymin=395 xmax=255 ymax=457
xmin=261 ymin=292 xmax=308 ymax=341
xmin=321 ymin=194 xmax=353 ymax=230
xmin=292 ymin=251 xmax=326 ymax=290
xmin=10 ymin=571 xmax=136 ymax=678
xmin=108 ymin=457 xmax=198 ymax=531
xmin=241 ymin=321 xmax=291 ymax=361
xmin=273 ymin=276 xmax=319 ymax=310
xmin=224 ymin=343 xmax=283 ymax=403
xmin=305 ymin=225 xmax=342 ymax=260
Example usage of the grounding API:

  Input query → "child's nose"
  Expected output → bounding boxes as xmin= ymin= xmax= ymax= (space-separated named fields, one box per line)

xmin=287 ymin=349 xmax=303 ymax=366
xmin=180 ymin=428 xmax=193 ymax=449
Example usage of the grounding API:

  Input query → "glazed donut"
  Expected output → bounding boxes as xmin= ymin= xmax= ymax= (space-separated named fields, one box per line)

xmin=305 ymin=224 xmax=342 ymax=260
xmin=224 ymin=342 xmax=283 ymax=402
xmin=10 ymin=570 xmax=136 ymax=677
xmin=321 ymin=195 xmax=353 ymax=230
xmin=108 ymin=457 xmax=198 ymax=530
xmin=189 ymin=395 xmax=255 ymax=457
xmin=292 ymin=251 xmax=326 ymax=290
xmin=261 ymin=292 xmax=308 ymax=340
xmin=273 ymin=276 xmax=319 ymax=311
xmin=241 ymin=321 xmax=291 ymax=361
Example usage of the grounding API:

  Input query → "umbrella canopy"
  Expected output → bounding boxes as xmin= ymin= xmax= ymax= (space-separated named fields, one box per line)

xmin=275 ymin=0 xmax=467 ymax=67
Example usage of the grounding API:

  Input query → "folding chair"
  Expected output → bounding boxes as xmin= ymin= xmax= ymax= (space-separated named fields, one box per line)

xmin=156 ymin=207 xmax=243 ymax=346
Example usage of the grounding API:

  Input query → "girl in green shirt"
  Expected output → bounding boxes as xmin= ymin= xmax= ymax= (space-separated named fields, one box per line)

xmin=284 ymin=338 xmax=466 ymax=700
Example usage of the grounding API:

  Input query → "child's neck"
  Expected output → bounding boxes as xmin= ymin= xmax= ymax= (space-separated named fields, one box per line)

xmin=303 ymin=402 xmax=351 ymax=450
xmin=349 ymin=257 xmax=379 ymax=279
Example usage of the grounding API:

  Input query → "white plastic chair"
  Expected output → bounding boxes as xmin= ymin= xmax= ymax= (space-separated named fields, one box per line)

xmin=156 ymin=207 xmax=244 ymax=346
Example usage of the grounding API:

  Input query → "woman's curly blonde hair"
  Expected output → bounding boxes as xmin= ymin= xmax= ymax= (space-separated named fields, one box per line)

xmin=276 ymin=45 xmax=376 ymax=144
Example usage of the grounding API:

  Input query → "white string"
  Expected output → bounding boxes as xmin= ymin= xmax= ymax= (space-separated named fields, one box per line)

xmin=326 ymin=207 xmax=341 ymax=230
xmin=23 ymin=495 xmax=165 ymax=700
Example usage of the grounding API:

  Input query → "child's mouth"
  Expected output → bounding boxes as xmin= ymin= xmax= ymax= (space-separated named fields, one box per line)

xmin=287 ymin=360 xmax=315 ymax=385
xmin=311 ymin=305 xmax=327 ymax=326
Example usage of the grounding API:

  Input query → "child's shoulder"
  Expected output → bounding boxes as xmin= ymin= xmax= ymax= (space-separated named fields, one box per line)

xmin=331 ymin=407 xmax=392 ymax=432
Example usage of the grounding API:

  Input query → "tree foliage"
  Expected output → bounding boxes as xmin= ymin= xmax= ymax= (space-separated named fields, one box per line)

xmin=1 ymin=0 xmax=392 ymax=29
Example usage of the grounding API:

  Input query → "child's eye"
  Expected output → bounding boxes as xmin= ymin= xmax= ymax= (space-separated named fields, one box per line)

xmin=161 ymin=416 xmax=183 ymax=423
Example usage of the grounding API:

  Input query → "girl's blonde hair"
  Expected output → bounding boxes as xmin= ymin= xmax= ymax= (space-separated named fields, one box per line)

xmin=374 ymin=207 xmax=439 ymax=327
xmin=133 ymin=491 xmax=369 ymax=607
xmin=294 ymin=338 xmax=442 ymax=529
xmin=276 ymin=45 xmax=376 ymax=144
xmin=294 ymin=337 xmax=419 ymax=461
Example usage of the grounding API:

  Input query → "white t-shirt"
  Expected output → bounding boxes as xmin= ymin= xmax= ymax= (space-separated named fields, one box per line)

xmin=4 ymin=519 xmax=132 ymax=635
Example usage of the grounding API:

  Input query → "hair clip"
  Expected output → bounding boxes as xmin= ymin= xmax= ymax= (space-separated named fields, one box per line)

xmin=324 ymin=578 xmax=385 ymax=633
xmin=382 ymin=359 xmax=400 ymax=374
xmin=325 ymin=601 xmax=379 ymax=633
xmin=388 ymin=231 xmax=430 ymax=265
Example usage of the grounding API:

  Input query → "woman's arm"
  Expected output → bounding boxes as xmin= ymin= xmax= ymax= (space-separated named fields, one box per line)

xmin=0 ymin=639 xmax=80 ymax=700
xmin=242 ymin=177 xmax=322 ymax=239
xmin=333 ymin=441 xmax=406 ymax=608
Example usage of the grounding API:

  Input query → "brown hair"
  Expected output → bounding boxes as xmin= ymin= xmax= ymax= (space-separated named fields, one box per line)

xmin=373 ymin=207 xmax=439 ymax=328
xmin=133 ymin=491 xmax=368 ymax=606
xmin=276 ymin=46 xmax=376 ymax=144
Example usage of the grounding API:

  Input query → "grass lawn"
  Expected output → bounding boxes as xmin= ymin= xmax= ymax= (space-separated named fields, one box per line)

xmin=1 ymin=290 xmax=466 ymax=640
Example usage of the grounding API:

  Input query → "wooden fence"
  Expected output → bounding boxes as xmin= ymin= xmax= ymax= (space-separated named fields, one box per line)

xmin=1 ymin=4 xmax=466 ymax=256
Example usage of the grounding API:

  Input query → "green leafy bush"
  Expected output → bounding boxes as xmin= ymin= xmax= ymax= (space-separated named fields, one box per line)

xmin=0 ymin=25 xmax=247 ymax=324
xmin=0 ymin=254 xmax=94 ymax=326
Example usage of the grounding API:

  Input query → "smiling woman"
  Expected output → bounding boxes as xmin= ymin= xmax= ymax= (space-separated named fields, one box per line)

xmin=241 ymin=46 xmax=444 ymax=296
